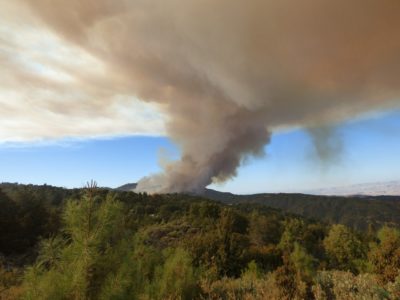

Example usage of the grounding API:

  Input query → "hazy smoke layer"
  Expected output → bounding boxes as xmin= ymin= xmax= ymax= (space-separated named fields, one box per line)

xmin=20 ymin=0 xmax=400 ymax=192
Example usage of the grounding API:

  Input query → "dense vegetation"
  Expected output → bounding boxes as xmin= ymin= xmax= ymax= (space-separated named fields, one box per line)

xmin=1 ymin=182 xmax=400 ymax=299
xmin=204 ymin=189 xmax=400 ymax=230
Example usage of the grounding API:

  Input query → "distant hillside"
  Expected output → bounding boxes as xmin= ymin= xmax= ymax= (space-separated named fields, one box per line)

xmin=116 ymin=183 xmax=138 ymax=191
xmin=307 ymin=180 xmax=400 ymax=196
xmin=203 ymin=189 xmax=400 ymax=230
xmin=115 ymin=182 xmax=400 ymax=230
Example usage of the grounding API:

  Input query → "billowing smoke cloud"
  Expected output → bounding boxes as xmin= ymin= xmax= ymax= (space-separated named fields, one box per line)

xmin=308 ymin=126 xmax=343 ymax=166
xmin=15 ymin=0 xmax=400 ymax=192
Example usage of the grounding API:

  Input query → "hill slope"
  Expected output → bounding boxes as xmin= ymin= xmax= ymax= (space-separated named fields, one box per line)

xmin=117 ymin=182 xmax=400 ymax=230
xmin=3 ymin=182 xmax=400 ymax=231
xmin=203 ymin=190 xmax=400 ymax=230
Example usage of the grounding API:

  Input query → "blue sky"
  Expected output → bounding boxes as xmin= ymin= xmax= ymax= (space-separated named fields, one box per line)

xmin=1 ymin=110 xmax=399 ymax=194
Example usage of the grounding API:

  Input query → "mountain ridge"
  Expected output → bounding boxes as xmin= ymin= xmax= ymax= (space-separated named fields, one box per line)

xmin=1 ymin=182 xmax=400 ymax=230
xmin=116 ymin=181 xmax=400 ymax=230
xmin=117 ymin=180 xmax=400 ymax=197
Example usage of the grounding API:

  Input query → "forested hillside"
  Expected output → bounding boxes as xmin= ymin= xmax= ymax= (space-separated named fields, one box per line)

xmin=204 ymin=189 xmax=400 ymax=230
xmin=1 ymin=183 xmax=400 ymax=299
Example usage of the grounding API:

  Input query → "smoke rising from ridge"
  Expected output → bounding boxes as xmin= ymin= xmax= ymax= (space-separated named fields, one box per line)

xmin=17 ymin=0 xmax=400 ymax=192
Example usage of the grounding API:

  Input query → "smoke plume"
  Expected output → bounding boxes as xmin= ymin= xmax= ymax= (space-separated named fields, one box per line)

xmin=18 ymin=0 xmax=400 ymax=192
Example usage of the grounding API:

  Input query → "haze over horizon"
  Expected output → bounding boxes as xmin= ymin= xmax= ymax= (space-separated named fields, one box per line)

xmin=1 ymin=0 xmax=400 ymax=194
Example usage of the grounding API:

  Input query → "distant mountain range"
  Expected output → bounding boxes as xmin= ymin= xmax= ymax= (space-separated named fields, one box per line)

xmin=306 ymin=181 xmax=400 ymax=196
xmin=117 ymin=180 xmax=400 ymax=196
xmin=115 ymin=181 xmax=400 ymax=230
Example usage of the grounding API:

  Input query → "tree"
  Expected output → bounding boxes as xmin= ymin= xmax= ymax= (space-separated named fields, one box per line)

xmin=0 ymin=189 xmax=19 ymax=254
xmin=323 ymin=224 xmax=366 ymax=273
xmin=153 ymin=248 xmax=199 ymax=300
xmin=274 ymin=243 xmax=317 ymax=299
xmin=23 ymin=182 xmax=126 ymax=300
xmin=98 ymin=237 xmax=163 ymax=300
xmin=248 ymin=211 xmax=282 ymax=246
xmin=278 ymin=218 xmax=305 ymax=253
xmin=369 ymin=226 xmax=400 ymax=283
xmin=291 ymin=243 xmax=317 ymax=281
xmin=216 ymin=208 xmax=249 ymax=276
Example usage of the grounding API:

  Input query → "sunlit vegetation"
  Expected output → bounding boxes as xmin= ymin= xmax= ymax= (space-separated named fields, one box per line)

xmin=1 ymin=183 xmax=400 ymax=299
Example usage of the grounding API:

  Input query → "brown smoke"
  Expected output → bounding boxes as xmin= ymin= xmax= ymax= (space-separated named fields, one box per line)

xmin=18 ymin=0 xmax=400 ymax=192
xmin=307 ymin=126 xmax=343 ymax=166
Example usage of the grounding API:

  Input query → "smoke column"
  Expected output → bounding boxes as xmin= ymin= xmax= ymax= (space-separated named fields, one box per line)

xmin=19 ymin=0 xmax=400 ymax=193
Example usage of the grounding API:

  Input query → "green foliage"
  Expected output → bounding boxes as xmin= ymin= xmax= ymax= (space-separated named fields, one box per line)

xmin=189 ymin=202 xmax=220 ymax=225
xmin=201 ymin=262 xmax=280 ymax=300
xmin=290 ymin=243 xmax=317 ymax=280
xmin=278 ymin=218 xmax=305 ymax=252
xmin=271 ymin=243 xmax=317 ymax=300
xmin=98 ymin=238 xmax=162 ymax=299
xmin=0 ymin=186 xmax=58 ymax=255
xmin=1 ymin=183 xmax=400 ymax=299
xmin=323 ymin=224 xmax=366 ymax=273
xmin=36 ymin=236 xmax=66 ymax=269
xmin=274 ymin=256 xmax=305 ymax=299
xmin=22 ymin=183 xmax=126 ymax=300
xmin=0 ymin=189 xmax=19 ymax=254
xmin=242 ymin=260 xmax=261 ymax=280
xmin=207 ymin=191 xmax=400 ymax=231
xmin=369 ymin=226 xmax=400 ymax=284
xmin=248 ymin=210 xmax=282 ymax=246
xmin=152 ymin=248 xmax=199 ymax=300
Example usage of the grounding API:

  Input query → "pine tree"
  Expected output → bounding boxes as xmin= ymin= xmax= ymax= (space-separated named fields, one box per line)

xmin=23 ymin=181 xmax=125 ymax=300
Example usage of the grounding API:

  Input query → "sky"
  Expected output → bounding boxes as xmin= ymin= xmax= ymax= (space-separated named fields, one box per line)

xmin=1 ymin=109 xmax=399 ymax=194
xmin=1 ymin=1 xmax=400 ymax=193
